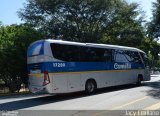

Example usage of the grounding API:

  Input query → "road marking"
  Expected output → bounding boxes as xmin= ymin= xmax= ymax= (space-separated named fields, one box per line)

xmin=144 ymin=102 xmax=160 ymax=110
xmin=93 ymin=96 xmax=149 ymax=116
xmin=111 ymin=96 xmax=149 ymax=110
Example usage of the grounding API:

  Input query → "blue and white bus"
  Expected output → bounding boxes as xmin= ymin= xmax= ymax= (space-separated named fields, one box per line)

xmin=27 ymin=39 xmax=150 ymax=94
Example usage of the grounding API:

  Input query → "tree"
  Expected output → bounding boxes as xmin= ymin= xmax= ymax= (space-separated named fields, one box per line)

xmin=148 ymin=0 xmax=160 ymax=40
xmin=100 ymin=2 xmax=145 ymax=48
xmin=146 ymin=0 xmax=160 ymax=60
xmin=0 ymin=24 xmax=43 ymax=92
xmin=18 ymin=0 xmax=145 ymax=47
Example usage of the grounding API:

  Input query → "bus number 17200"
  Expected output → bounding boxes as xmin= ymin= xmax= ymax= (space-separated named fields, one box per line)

xmin=53 ymin=63 xmax=66 ymax=68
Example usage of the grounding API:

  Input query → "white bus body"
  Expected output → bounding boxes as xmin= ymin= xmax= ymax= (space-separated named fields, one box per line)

xmin=27 ymin=39 xmax=150 ymax=94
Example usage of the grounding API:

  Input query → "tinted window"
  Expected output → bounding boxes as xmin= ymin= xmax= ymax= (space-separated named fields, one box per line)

xmin=50 ymin=44 xmax=80 ymax=61
xmin=27 ymin=41 xmax=44 ymax=57
xmin=83 ymin=47 xmax=112 ymax=62
xmin=124 ymin=51 xmax=142 ymax=63
xmin=114 ymin=50 xmax=128 ymax=62
xmin=50 ymin=43 xmax=112 ymax=62
xmin=114 ymin=50 xmax=142 ymax=63
xmin=103 ymin=49 xmax=112 ymax=62
xmin=140 ymin=52 xmax=149 ymax=66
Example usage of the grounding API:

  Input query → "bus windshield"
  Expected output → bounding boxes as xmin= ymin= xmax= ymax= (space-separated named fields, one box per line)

xmin=140 ymin=52 xmax=150 ymax=68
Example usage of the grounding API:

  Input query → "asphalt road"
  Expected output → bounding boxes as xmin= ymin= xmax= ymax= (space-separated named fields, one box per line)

xmin=0 ymin=74 xmax=160 ymax=116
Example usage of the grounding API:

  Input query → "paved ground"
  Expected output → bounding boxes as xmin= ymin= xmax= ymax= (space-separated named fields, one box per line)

xmin=0 ymin=74 xmax=160 ymax=116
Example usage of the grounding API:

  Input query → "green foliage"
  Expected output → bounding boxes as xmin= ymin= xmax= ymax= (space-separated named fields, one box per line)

xmin=100 ymin=2 xmax=145 ymax=47
xmin=0 ymin=24 xmax=43 ymax=92
xmin=148 ymin=0 xmax=160 ymax=40
xmin=0 ymin=79 xmax=5 ymax=84
xmin=156 ymin=60 xmax=160 ymax=68
xmin=19 ymin=0 xmax=160 ymax=67
xmin=146 ymin=0 xmax=160 ymax=61
xmin=18 ymin=0 xmax=145 ymax=46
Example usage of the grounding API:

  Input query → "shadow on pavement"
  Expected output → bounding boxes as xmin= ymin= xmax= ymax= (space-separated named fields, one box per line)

xmin=144 ymin=80 xmax=160 ymax=99
xmin=0 ymin=84 xmax=140 ymax=110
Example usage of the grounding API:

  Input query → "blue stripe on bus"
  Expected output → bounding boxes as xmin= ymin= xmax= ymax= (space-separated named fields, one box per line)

xmin=28 ymin=62 xmax=145 ymax=73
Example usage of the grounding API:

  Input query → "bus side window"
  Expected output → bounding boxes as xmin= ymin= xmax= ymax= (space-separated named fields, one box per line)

xmin=104 ymin=49 xmax=112 ymax=62
xmin=78 ymin=47 xmax=86 ymax=62
xmin=124 ymin=51 xmax=142 ymax=64
xmin=84 ymin=47 xmax=112 ymax=62
xmin=114 ymin=50 xmax=129 ymax=63
xmin=65 ymin=45 xmax=80 ymax=62
xmin=133 ymin=52 xmax=142 ymax=64
xmin=92 ymin=48 xmax=107 ymax=62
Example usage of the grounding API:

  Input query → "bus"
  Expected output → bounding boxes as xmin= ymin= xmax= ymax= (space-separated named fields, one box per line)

xmin=27 ymin=39 xmax=150 ymax=94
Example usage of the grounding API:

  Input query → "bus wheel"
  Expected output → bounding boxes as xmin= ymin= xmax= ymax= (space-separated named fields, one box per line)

xmin=136 ymin=76 xmax=142 ymax=86
xmin=85 ymin=80 xmax=96 ymax=94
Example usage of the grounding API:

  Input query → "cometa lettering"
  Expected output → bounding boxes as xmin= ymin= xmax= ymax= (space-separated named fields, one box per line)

xmin=114 ymin=63 xmax=131 ymax=69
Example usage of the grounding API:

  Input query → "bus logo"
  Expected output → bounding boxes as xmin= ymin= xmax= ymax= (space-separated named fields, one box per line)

xmin=114 ymin=63 xmax=131 ymax=70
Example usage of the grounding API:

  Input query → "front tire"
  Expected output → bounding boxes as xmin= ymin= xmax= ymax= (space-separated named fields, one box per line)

xmin=85 ymin=80 xmax=96 ymax=94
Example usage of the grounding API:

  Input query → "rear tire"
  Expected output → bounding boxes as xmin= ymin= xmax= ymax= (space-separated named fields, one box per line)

xmin=85 ymin=80 xmax=96 ymax=94
xmin=136 ymin=77 xmax=142 ymax=86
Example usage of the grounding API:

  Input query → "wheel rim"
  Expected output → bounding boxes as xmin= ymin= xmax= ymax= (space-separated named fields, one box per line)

xmin=87 ymin=82 xmax=95 ymax=93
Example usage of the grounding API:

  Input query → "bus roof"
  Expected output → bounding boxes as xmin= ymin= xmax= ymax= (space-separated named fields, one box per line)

xmin=43 ymin=39 xmax=145 ymax=53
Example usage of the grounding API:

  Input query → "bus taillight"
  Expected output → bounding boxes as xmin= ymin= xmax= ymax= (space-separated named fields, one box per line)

xmin=43 ymin=70 xmax=50 ymax=86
